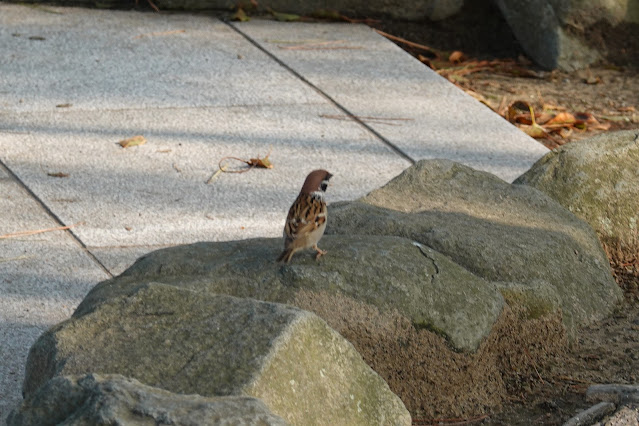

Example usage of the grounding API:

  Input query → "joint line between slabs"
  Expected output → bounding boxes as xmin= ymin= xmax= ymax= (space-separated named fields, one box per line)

xmin=225 ymin=20 xmax=416 ymax=165
xmin=0 ymin=159 xmax=114 ymax=278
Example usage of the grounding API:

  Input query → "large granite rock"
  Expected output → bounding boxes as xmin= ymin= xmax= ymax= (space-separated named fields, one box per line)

xmin=493 ymin=0 xmax=639 ymax=70
xmin=515 ymin=130 xmax=639 ymax=252
xmin=23 ymin=283 xmax=410 ymax=425
xmin=9 ymin=374 xmax=288 ymax=426
xmin=75 ymin=235 xmax=504 ymax=352
xmin=326 ymin=159 xmax=622 ymax=336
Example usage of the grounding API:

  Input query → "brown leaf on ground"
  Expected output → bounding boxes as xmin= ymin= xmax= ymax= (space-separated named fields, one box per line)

xmin=231 ymin=7 xmax=250 ymax=22
xmin=118 ymin=135 xmax=146 ymax=148
xmin=520 ymin=123 xmax=548 ymax=139
xmin=417 ymin=54 xmax=434 ymax=68
xmin=585 ymin=75 xmax=602 ymax=84
xmin=215 ymin=151 xmax=274 ymax=178
xmin=534 ymin=112 xmax=554 ymax=125
xmin=448 ymin=50 xmax=465 ymax=63
xmin=247 ymin=154 xmax=273 ymax=169
xmin=47 ymin=172 xmax=69 ymax=178
xmin=506 ymin=100 xmax=533 ymax=124
xmin=573 ymin=112 xmax=608 ymax=130
xmin=545 ymin=112 xmax=577 ymax=127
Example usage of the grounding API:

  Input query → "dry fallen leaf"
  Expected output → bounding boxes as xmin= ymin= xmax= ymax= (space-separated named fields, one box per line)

xmin=448 ymin=50 xmax=465 ymax=63
xmin=545 ymin=112 xmax=577 ymax=127
xmin=118 ymin=135 xmax=147 ymax=148
xmin=47 ymin=172 xmax=69 ymax=178
xmin=535 ymin=112 xmax=554 ymax=125
xmin=559 ymin=127 xmax=573 ymax=138
xmin=507 ymin=100 xmax=533 ymax=124
xmin=575 ymin=112 xmax=599 ymax=124
xmin=231 ymin=7 xmax=250 ymax=22
xmin=585 ymin=75 xmax=602 ymax=85
xmin=248 ymin=155 xmax=273 ymax=169
xmin=212 ymin=150 xmax=274 ymax=182
xmin=417 ymin=54 xmax=433 ymax=68
xmin=520 ymin=123 xmax=549 ymax=139
xmin=269 ymin=9 xmax=301 ymax=21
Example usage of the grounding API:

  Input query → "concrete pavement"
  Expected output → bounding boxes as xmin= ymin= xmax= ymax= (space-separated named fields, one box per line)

xmin=0 ymin=3 xmax=547 ymax=420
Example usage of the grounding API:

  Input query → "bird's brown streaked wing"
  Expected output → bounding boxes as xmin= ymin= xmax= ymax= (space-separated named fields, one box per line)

xmin=284 ymin=194 xmax=326 ymax=240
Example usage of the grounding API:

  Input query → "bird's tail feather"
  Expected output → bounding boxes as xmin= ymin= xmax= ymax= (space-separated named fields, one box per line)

xmin=276 ymin=248 xmax=295 ymax=264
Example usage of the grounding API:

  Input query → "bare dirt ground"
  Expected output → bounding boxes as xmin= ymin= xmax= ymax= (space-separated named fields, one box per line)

xmin=369 ymin=3 xmax=639 ymax=424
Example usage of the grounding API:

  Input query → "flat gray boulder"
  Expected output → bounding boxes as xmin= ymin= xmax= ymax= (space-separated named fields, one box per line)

xmin=23 ymin=284 xmax=410 ymax=425
xmin=326 ymin=159 xmax=622 ymax=335
xmin=515 ymin=130 xmax=639 ymax=252
xmin=9 ymin=373 xmax=288 ymax=426
xmin=75 ymin=235 xmax=503 ymax=352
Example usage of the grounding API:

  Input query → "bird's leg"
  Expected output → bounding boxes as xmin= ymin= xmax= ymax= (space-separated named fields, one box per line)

xmin=313 ymin=244 xmax=327 ymax=260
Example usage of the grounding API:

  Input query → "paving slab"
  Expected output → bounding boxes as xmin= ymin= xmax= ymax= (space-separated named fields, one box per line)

xmin=0 ymin=5 xmax=319 ymax=112
xmin=0 ymin=104 xmax=410 ymax=251
xmin=0 ymin=166 xmax=109 ymax=421
xmin=235 ymin=20 xmax=549 ymax=182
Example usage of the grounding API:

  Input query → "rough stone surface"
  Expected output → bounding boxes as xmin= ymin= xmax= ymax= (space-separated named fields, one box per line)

xmin=237 ymin=20 xmax=547 ymax=183
xmin=8 ymin=373 xmax=289 ymax=426
xmin=494 ymin=0 xmax=601 ymax=70
xmin=587 ymin=384 xmax=639 ymax=404
xmin=326 ymin=159 xmax=622 ymax=336
xmin=515 ymin=130 xmax=639 ymax=251
xmin=493 ymin=0 xmax=616 ymax=70
xmin=597 ymin=405 xmax=639 ymax=426
xmin=563 ymin=401 xmax=617 ymax=426
xmin=74 ymin=235 xmax=504 ymax=352
xmin=494 ymin=0 xmax=639 ymax=70
xmin=23 ymin=283 xmax=410 ymax=425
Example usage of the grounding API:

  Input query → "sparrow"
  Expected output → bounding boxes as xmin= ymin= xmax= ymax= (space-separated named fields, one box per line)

xmin=277 ymin=169 xmax=333 ymax=264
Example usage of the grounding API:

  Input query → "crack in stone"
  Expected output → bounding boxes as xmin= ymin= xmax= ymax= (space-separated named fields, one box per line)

xmin=412 ymin=241 xmax=440 ymax=278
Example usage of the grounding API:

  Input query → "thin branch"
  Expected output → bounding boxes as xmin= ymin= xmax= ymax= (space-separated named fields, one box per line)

xmin=0 ymin=255 xmax=33 ymax=263
xmin=0 ymin=222 xmax=83 ymax=240
xmin=218 ymin=156 xmax=257 ymax=174
xmin=373 ymin=29 xmax=439 ymax=57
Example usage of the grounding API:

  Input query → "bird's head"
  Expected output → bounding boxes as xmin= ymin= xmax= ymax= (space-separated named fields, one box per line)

xmin=301 ymin=169 xmax=333 ymax=199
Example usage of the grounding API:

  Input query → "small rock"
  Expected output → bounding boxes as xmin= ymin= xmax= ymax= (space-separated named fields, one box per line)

xmin=9 ymin=374 xmax=289 ymax=426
